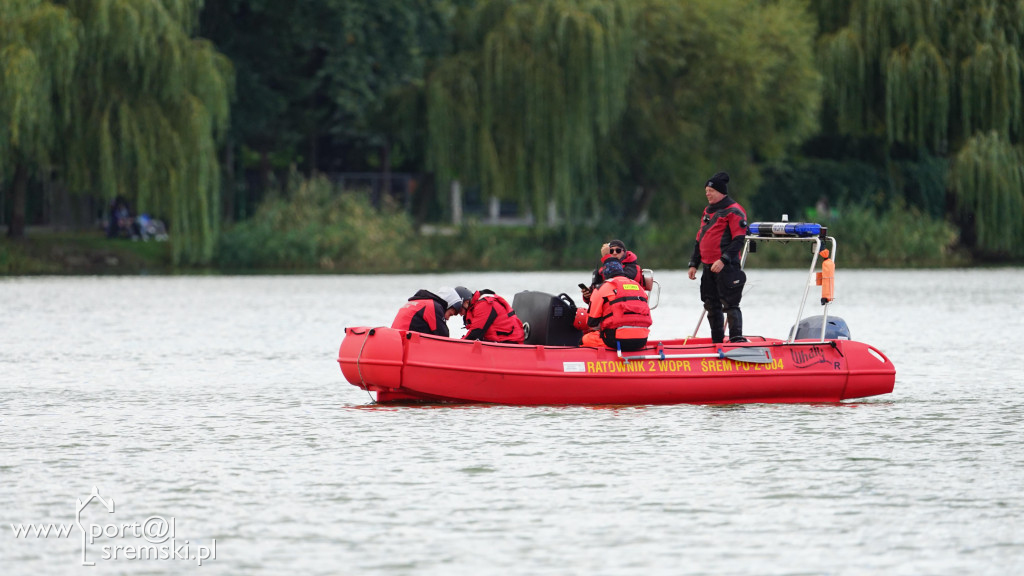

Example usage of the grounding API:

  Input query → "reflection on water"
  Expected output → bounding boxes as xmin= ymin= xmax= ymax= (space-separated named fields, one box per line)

xmin=1 ymin=270 xmax=1023 ymax=574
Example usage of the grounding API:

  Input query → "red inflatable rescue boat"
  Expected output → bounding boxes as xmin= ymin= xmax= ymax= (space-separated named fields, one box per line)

xmin=337 ymin=222 xmax=896 ymax=404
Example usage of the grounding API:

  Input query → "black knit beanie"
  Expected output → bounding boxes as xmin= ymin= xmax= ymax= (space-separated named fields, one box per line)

xmin=706 ymin=172 xmax=730 ymax=195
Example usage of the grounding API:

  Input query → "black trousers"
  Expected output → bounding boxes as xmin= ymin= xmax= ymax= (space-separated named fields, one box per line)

xmin=600 ymin=329 xmax=647 ymax=352
xmin=700 ymin=263 xmax=746 ymax=343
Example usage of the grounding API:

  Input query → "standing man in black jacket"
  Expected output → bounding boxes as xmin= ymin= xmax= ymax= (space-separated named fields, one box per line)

xmin=687 ymin=172 xmax=749 ymax=343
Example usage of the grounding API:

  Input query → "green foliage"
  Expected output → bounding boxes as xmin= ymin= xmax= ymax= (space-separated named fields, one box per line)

xmin=200 ymin=0 xmax=457 ymax=175
xmin=1 ymin=0 xmax=232 ymax=264
xmin=813 ymin=0 xmax=1024 ymax=257
xmin=216 ymin=176 xmax=422 ymax=271
xmin=0 ymin=239 xmax=58 ymax=274
xmin=426 ymin=0 xmax=821 ymax=224
xmin=748 ymin=201 xmax=964 ymax=268
xmin=426 ymin=0 xmax=636 ymax=220
xmin=0 ymin=0 xmax=78 ymax=173
xmin=616 ymin=0 xmax=821 ymax=218
xmin=951 ymin=131 xmax=1024 ymax=257
xmin=825 ymin=201 xmax=963 ymax=267
xmin=61 ymin=0 xmax=233 ymax=265
xmin=755 ymin=153 xmax=948 ymax=221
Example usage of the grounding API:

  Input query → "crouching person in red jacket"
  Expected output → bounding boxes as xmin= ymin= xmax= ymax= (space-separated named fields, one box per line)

xmin=391 ymin=287 xmax=465 ymax=337
xmin=456 ymin=286 xmax=525 ymax=344
xmin=581 ymin=260 xmax=652 ymax=352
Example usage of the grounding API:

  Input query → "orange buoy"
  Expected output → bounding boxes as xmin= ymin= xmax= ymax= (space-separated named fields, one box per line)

xmin=819 ymin=249 xmax=834 ymax=304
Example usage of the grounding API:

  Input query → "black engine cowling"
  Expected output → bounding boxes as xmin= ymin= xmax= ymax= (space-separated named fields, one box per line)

xmin=512 ymin=291 xmax=582 ymax=346
xmin=792 ymin=315 xmax=851 ymax=340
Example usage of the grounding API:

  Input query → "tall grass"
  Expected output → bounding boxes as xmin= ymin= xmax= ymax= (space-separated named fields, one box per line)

xmin=0 ymin=241 xmax=58 ymax=274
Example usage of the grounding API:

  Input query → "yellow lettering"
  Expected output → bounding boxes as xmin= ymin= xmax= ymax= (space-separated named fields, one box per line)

xmin=586 ymin=362 xmax=595 ymax=373
xmin=623 ymin=284 xmax=640 ymax=290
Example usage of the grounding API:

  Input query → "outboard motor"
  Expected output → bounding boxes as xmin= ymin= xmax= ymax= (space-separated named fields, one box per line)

xmin=792 ymin=315 xmax=851 ymax=340
xmin=512 ymin=291 xmax=583 ymax=346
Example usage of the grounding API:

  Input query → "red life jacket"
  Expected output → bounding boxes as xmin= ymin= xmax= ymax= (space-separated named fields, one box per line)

xmin=592 ymin=276 xmax=652 ymax=331
xmin=464 ymin=290 xmax=525 ymax=343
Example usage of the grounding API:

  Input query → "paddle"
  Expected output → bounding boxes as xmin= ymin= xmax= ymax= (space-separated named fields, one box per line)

xmin=619 ymin=346 xmax=774 ymax=364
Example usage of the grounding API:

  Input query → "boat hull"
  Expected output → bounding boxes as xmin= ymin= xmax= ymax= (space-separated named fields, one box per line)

xmin=338 ymin=326 xmax=895 ymax=405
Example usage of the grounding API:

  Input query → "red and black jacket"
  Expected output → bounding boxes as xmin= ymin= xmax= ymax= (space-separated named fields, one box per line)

xmin=463 ymin=290 xmax=525 ymax=343
xmin=586 ymin=251 xmax=643 ymax=302
xmin=688 ymin=196 xmax=748 ymax=268
xmin=391 ymin=290 xmax=449 ymax=337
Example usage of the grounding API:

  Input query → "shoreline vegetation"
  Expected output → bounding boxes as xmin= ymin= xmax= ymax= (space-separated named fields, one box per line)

xmin=2 ymin=178 xmax=981 ymax=276
xmin=6 ymin=3 xmax=1024 ymax=270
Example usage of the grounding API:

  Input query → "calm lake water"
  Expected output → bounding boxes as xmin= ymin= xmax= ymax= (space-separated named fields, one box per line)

xmin=2 ymin=269 xmax=1023 ymax=575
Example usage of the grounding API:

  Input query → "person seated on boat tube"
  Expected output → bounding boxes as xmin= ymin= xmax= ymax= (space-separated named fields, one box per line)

xmin=580 ymin=239 xmax=644 ymax=304
xmin=456 ymin=286 xmax=526 ymax=344
xmin=390 ymin=287 xmax=464 ymax=337
xmin=581 ymin=260 xmax=652 ymax=352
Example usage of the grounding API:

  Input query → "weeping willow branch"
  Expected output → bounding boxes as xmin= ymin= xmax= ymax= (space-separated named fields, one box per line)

xmin=951 ymin=132 xmax=1024 ymax=257
xmin=427 ymin=0 xmax=635 ymax=222
xmin=816 ymin=0 xmax=1024 ymax=257
xmin=0 ymin=0 xmax=78 ymax=176
xmin=59 ymin=0 xmax=233 ymax=265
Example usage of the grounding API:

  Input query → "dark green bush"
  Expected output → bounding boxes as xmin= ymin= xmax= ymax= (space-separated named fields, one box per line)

xmin=216 ymin=176 xmax=422 ymax=272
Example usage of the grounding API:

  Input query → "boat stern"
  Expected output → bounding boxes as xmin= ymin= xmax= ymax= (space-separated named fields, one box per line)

xmin=840 ymin=341 xmax=896 ymax=400
xmin=338 ymin=327 xmax=405 ymax=395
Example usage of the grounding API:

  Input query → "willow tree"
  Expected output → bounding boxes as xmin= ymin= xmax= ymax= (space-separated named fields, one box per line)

xmin=0 ymin=0 xmax=78 ymax=239
xmin=613 ymin=0 xmax=821 ymax=221
xmin=52 ymin=0 xmax=233 ymax=264
xmin=426 ymin=0 xmax=635 ymax=222
xmin=815 ymin=0 xmax=1024 ymax=257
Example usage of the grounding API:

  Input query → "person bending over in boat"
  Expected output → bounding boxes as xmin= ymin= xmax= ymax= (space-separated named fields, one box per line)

xmin=687 ymin=171 xmax=748 ymax=343
xmin=456 ymin=286 xmax=526 ymax=344
xmin=581 ymin=260 xmax=652 ymax=352
xmin=391 ymin=287 xmax=465 ymax=337
xmin=580 ymin=239 xmax=644 ymax=304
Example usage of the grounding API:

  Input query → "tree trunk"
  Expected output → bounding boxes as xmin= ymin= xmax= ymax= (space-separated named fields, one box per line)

xmin=379 ymin=142 xmax=392 ymax=209
xmin=450 ymin=180 xmax=463 ymax=226
xmin=308 ymin=130 xmax=319 ymax=177
xmin=627 ymin=184 xmax=657 ymax=224
xmin=253 ymin=148 xmax=270 ymax=217
xmin=7 ymin=163 xmax=28 ymax=239
xmin=222 ymin=140 xmax=235 ymax=223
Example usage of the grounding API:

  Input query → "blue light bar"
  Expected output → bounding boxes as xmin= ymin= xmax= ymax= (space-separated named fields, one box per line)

xmin=748 ymin=222 xmax=822 ymax=237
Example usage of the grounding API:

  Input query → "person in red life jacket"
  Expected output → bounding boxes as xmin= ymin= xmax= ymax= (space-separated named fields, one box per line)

xmin=581 ymin=259 xmax=652 ymax=351
xmin=687 ymin=171 xmax=748 ymax=343
xmin=457 ymin=286 xmax=526 ymax=344
xmin=580 ymin=239 xmax=644 ymax=304
xmin=390 ymin=286 xmax=464 ymax=337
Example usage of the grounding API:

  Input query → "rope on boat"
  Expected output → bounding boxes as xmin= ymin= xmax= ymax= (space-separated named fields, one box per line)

xmin=355 ymin=329 xmax=375 ymax=403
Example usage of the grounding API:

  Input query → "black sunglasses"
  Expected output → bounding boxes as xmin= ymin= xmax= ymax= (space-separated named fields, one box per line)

xmin=610 ymin=248 xmax=624 ymax=254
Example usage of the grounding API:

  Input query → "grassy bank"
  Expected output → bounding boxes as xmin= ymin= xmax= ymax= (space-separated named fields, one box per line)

xmin=1 ymin=231 xmax=173 ymax=275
